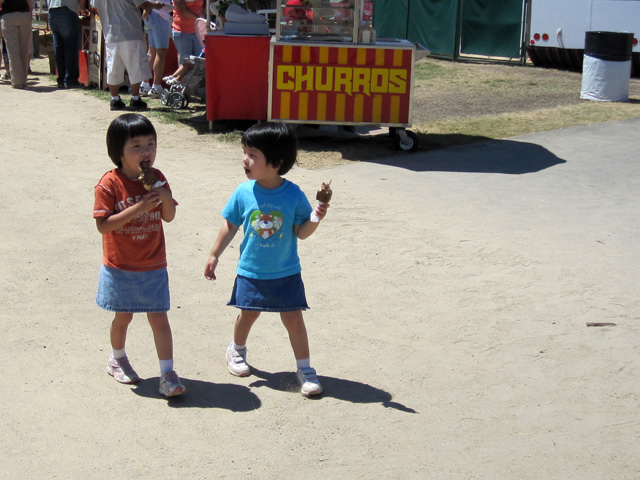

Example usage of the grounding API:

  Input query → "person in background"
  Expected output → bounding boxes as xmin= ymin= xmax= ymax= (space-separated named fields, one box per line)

xmin=93 ymin=0 xmax=164 ymax=111
xmin=140 ymin=0 xmax=171 ymax=98
xmin=162 ymin=0 xmax=202 ymax=86
xmin=0 ymin=11 xmax=10 ymax=81
xmin=48 ymin=0 xmax=88 ymax=89
xmin=0 ymin=0 xmax=32 ymax=89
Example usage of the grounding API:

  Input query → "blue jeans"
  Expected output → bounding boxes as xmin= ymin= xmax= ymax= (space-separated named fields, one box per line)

xmin=172 ymin=29 xmax=201 ymax=64
xmin=49 ymin=7 xmax=81 ymax=87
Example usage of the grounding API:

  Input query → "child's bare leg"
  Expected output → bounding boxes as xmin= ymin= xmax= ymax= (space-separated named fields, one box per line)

xmin=110 ymin=312 xmax=134 ymax=350
xmin=147 ymin=312 xmax=173 ymax=360
xmin=107 ymin=312 xmax=139 ymax=384
xmin=280 ymin=310 xmax=310 ymax=360
xmin=234 ymin=310 xmax=260 ymax=346
xmin=282 ymin=310 xmax=322 ymax=396
xmin=148 ymin=312 xmax=186 ymax=396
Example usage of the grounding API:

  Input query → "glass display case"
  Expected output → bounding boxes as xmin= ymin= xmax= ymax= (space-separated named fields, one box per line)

xmin=275 ymin=0 xmax=363 ymax=43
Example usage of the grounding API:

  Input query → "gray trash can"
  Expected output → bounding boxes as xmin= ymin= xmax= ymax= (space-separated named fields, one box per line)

xmin=580 ymin=31 xmax=634 ymax=102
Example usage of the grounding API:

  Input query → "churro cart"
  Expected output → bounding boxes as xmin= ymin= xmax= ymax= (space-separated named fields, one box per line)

xmin=269 ymin=0 xmax=420 ymax=151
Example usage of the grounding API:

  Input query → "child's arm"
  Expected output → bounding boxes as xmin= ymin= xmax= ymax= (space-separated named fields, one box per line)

xmin=95 ymin=190 xmax=163 ymax=234
xmin=155 ymin=186 xmax=176 ymax=223
xmin=204 ymin=220 xmax=240 ymax=281
xmin=295 ymin=203 xmax=329 ymax=240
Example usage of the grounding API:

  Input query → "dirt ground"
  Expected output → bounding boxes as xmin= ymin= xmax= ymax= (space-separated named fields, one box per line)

xmin=1 ymin=55 xmax=639 ymax=479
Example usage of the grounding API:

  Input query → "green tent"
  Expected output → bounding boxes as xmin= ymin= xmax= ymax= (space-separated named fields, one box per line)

xmin=374 ymin=0 xmax=527 ymax=62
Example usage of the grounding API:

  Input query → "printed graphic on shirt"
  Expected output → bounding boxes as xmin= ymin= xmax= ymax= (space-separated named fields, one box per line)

xmin=250 ymin=210 xmax=284 ymax=240
xmin=118 ymin=210 xmax=163 ymax=240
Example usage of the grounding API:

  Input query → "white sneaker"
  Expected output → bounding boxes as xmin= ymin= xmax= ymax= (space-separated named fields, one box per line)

xmin=159 ymin=370 xmax=187 ymax=397
xmin=106 ymin=354 xmax=140 ymax=384
xmin=296 ymin=367 xmax=323 ymax=397
xmin=162 ymin=75 xmax=180 ymax=86
xmin=139 ymin=82 xmax=152 ymax=96
xmin=148 ymin=87 xmax=163 ymax=99
xmin=226 ymin=342 xmax=251 ymax=377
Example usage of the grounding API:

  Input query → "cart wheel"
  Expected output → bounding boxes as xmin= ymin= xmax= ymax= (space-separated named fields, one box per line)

xmin=167 ymin=91 xmax=184 ymax=109
xmin=395 ymin=130 xmax=420 ymax=152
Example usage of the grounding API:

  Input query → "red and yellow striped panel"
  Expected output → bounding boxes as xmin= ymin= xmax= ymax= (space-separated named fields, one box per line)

xmin=270 ymin=44 xmax=412 ymax=125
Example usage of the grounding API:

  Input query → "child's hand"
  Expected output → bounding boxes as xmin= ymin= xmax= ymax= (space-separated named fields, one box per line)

xmin=204 ymin=255 xmax=219 ymax=281
xmin=140 ymin=189 xmax=164 ymax=211
xmin=152 ymin=185 xmax=173 ymax=204
xmin=312 ymin=202 xmax=329 ymax=221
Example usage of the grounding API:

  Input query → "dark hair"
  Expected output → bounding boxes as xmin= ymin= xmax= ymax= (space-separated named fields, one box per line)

xmin=106 ymin=113 xmax=157 ymax=167
xmin=241 ymin=122 xmax=298 ymax=175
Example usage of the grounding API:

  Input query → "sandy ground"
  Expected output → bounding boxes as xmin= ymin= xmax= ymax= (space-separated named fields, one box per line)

xmin=1 ymin=59 xmax=639 ymax=479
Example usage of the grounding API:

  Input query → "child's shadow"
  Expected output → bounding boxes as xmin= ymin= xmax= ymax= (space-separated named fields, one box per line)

xmin=131 ymin=378 xmax=262 ymax=411
xmin=249 ymin=368 xmax=418 ymax=413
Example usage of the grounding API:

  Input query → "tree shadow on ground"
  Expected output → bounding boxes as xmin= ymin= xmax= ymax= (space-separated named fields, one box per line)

xmin=249 ymin=368 xmax=418 ymax=413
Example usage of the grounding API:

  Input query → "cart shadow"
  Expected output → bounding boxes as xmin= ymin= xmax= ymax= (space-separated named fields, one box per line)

xmin=130 ymin=377 xmax=262 ymax=411
xmin=185 ymin=119 xmax=564 ymax=175
xmin=362 ymin=135 xmax=567 ymax=174
xmin=249 ymin=368 xmax=418 ymax=413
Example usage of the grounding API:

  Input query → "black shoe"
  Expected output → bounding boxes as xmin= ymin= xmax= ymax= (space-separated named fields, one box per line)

xmin=129 ymin=97 xmax=147 ymax=111
xmin=110 ymin=98 xmax=126 ymax=111
xmin=65 ymin=82 xmax=81 ymax=89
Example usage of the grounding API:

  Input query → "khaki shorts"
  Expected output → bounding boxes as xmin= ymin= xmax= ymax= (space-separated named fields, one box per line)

xmin=105 ymin=39 xmax=152 ymax=86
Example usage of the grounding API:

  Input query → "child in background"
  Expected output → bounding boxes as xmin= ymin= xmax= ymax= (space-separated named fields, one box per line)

xmin=94 ymin=113 xmax=186 ymax=397
xmin=204 ymin=122 xmax=329 ymax=397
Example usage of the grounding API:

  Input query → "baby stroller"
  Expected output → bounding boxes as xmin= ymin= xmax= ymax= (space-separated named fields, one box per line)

xmin=161 ymin=18 xmax=209 ymax=109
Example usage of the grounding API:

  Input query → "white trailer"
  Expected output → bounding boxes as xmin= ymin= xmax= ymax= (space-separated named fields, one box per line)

xmin=527 ymin=0 xmax=640 ymax=75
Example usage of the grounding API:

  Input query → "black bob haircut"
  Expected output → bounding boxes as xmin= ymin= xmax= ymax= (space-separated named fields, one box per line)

xmin=241 ymin=122 xmax=298 ymax=175
xmin=106 ymin=113 xmax=157 ymax=167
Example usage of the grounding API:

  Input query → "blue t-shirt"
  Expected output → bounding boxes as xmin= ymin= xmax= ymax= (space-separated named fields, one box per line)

xmin=222 ymin=180 xmax=313 ymax=280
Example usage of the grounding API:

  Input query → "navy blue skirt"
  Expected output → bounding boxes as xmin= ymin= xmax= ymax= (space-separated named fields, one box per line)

xmin=96 ymin=265 xmax=170 ymax=313
xmin=228 ymin=273 xmax=309 ymax=312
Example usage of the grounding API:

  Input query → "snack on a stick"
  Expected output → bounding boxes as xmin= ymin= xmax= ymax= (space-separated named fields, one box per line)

xmin=310 ymin=180 xmax=332 ymax=223
xmin=316 ymin=180 xmax=332 ymax=204
xmin=137 ymin=163 xmax=166 ymax=191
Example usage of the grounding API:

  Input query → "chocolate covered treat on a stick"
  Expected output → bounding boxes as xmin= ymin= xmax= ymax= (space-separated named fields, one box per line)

xmin=310 ymin=180 xmax=332 ymax=223
xmin=316 ymin=181 xmax=332 ymax=204
xmin=137 ymin=163 xmax=166 ymax=191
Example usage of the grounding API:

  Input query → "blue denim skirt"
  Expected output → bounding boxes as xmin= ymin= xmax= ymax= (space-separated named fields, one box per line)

xmin=228 ymin=273 xmax=309 ymax=312
xmin=96 ymin=265 xmax=170 ymax=313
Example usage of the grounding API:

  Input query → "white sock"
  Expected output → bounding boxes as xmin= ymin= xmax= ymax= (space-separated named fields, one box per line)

xmin=232 ymin=342 xmax=246 ymax=351
xmin=159 ymin=359 xmax=174 ymax=374
xmin=152 ymin=84 xmax=162 ymax=90
xmin=296 ymin=358 xmax=311 ymax=370
xmin=110 ymin=95 xmax=120 ymax=101
xmin=141 ymin=81 xmax=150 ymax=88
xmin=131 ymin=95 xmax=140 ymax=101
xmin=112 ymin=347 xmax=126 ymax=359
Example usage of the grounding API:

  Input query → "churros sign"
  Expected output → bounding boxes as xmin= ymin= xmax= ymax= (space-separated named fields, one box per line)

xmin=269 ymin=43 xmax=413 ymax=125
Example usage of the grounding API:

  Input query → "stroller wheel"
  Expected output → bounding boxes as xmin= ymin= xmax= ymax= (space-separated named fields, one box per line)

xmin=160 ymin=88 xmax=170 ymax=106
xmin=167 ymin=91 xmax=185 ymax=109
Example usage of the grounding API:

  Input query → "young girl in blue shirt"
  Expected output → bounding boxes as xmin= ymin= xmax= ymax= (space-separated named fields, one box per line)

xmin=204 ymin=122 xmax=329 ymax=397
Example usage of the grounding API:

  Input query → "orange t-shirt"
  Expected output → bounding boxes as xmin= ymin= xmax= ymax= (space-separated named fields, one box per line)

xmin=93 ymin=168 xmax=177 ymax=272
xmin=172 ymin=0 xmax=203 ymax=34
